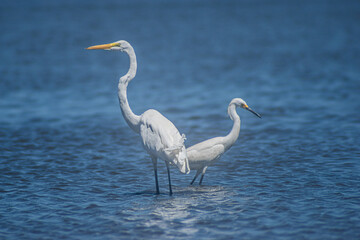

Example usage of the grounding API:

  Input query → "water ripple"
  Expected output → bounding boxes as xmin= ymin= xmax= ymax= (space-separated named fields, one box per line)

xmin=1 ymin=0 xmax=360 ymax=239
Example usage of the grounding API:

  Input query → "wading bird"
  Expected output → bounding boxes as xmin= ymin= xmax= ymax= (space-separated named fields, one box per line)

xmin=87 ymin=40 xmax=189 ymax=195
xmin=187 ymin=98 xmax=261 ymax=185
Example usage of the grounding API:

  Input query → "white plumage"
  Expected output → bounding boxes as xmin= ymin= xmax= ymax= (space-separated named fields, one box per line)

xmin=87 ymin=40 xmax=189 ymax=195
xmin=187 ymin=98 xmax=261 ymax=185
xmin=140 ymin=109 xmax=189 ymax=174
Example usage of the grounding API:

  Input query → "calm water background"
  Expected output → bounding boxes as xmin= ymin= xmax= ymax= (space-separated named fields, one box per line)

xmin=1 ymin=0 xmax=360 ymax=239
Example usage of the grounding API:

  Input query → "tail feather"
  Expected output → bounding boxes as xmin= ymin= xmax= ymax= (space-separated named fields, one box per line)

xmin=164 ymin=134 xmax=190 ymax=174
xmin=177 ymin=146 xmax=190 ymax=174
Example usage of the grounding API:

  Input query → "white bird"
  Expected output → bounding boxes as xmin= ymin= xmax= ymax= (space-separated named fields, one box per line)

xmin=87 ymin=40 xmax=190 ymax=195
xmin=187 ymin=98 xmax=261 ymax=185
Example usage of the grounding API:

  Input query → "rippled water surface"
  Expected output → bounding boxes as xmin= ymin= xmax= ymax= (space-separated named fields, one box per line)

xmin=1 ymin=0 xmax=360 ymax=239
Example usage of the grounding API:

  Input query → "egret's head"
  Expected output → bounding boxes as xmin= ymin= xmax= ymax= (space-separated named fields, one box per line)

xmin=230 ymin=98 xmax=261 ymax=118
xmin=86 ymin=40 xmax=131 ymax=51
xmin=231 ymin=98 xmax=248 ymax=108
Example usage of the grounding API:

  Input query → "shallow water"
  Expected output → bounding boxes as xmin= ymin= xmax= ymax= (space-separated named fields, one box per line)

xmin=1 ymin=0 xmax=360 ymax=239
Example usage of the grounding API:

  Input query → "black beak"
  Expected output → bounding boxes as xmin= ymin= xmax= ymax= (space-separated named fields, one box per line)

xmin=245 ymin=107 xmax=262 ymax=118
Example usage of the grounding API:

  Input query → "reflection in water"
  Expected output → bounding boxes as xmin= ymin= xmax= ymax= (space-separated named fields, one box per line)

xmin=1 ymin=0 xmax=359 ymax=239
xmin=145 ymin=186 xmax=234 ymax=236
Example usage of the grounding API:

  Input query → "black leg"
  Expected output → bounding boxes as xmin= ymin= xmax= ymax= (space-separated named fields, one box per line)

xmin=190 ymin=169 xmax=201 ymax=185
xmin=199 ymin=166 xmax=208 ymax=185
xmin=190 ymin=175 xmax=197 ymax=185
xmin=152 ymin=157 xmax=160 ymax=194
xmin=165 ymin=162 xmax=172 ymax=195
xmin=154 ymin=168 xmax=160 ymax=194
xmin=199 ymin=173 xmax=205 ymax=185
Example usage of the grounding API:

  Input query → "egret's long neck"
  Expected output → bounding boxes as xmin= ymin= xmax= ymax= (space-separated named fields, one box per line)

xmin=223 ymin=103 xmax=241 ymax=150
xmin=118 ymin=46 xmax=140 ymax=133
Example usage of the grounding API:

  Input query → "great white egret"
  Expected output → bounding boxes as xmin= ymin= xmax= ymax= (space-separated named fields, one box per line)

xmin=187 ymin=98 xmax=261 ymax=185
xmin=87 ymin=40 xmax=190 ymax=195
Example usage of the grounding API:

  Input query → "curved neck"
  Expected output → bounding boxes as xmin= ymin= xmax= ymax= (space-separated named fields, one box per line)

xmin=118 ymin=46 xmax=140 ymax=133
xmin=125 ymin=46 xmax=137 ymax=81
xmin=223 ymin=103 xmax=241 ymax=150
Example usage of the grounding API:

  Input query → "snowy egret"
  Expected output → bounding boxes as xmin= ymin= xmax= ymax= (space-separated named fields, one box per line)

xmin=87 ymin=40 xmax=190 ymax=195
xmin=187 ymin=98 xmax=261 ymax=185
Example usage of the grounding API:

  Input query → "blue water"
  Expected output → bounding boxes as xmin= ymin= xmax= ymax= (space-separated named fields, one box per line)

xmin=1 ymin=0 xmax=360 ymax=239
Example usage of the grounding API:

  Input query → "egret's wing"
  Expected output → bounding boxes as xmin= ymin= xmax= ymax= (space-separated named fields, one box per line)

xmin=140 ymin=110 xmax=189 ymax=174
xmin=187 ymin=137 xmax=224 ymax=153
xmin=140 ymin=110 xmax=181 ymax=150
xmin=187 ymin=142 xmax=225 ymax=162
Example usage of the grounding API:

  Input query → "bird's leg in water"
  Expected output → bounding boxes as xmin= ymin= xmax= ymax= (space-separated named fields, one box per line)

xmin=165 ymin=161 xmax=173 ymax=195
xmin=199 ymin=166 xmax=208 ymax=185
xmin=190 ymin=169 xmax=201 ymax=185
xmin=152 ymin=157 xmax=160 ymax=194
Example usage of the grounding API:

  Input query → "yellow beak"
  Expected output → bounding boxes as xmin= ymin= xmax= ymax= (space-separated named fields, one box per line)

xmin=86 ymin=42 xmax=118 ymax=50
